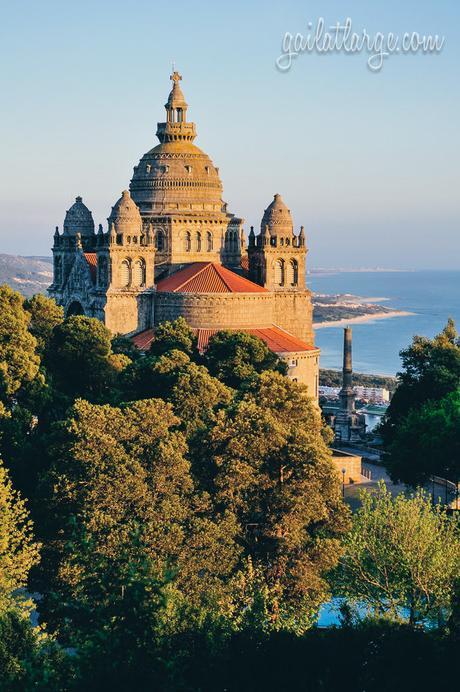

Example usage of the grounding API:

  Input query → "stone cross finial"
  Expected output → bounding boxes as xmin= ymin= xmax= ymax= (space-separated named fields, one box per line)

xmin=170 ymin=71 xmax=182 ymax=84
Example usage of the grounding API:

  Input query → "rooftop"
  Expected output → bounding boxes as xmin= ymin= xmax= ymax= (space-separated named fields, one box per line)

xmin=132 ymin=324 xmax=318 ymax=355
xmin=83 ymin=252 xmax=97 ymax=282
xmin=156 ymin=262 xmax=268 ymax=294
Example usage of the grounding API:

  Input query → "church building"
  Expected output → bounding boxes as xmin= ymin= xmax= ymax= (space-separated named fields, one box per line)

xmin=48 ymin=72 xmax=320 ymax=397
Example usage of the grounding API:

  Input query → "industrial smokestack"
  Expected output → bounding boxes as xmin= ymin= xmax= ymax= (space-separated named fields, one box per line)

xmin=339 ymin=327 xmax=355 ymax=413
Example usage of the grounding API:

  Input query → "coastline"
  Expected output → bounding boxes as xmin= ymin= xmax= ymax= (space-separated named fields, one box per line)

xmin=313 ymin=310 xmax=415 ymax=329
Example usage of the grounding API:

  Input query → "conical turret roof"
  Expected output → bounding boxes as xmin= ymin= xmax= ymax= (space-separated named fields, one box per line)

xmin=108 ymin=190 xmax=142 ymax=234
xmin=260 ymin=193 xmax=293 ymax=236
xmin=63 ymin=196 xmax=94 ymax=236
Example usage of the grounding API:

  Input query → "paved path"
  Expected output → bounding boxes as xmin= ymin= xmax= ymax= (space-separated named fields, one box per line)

xmin=343 ymin=460 xmax=458 ymax=512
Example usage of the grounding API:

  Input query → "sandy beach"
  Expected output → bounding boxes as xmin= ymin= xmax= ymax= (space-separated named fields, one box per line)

xmin=313 ymin=310 xmax=415 ymax=329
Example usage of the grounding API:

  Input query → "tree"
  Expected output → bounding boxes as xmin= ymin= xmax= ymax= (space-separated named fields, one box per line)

xmin=148 ymin=317 xmax=198 ymax=358
xmin=387 ymin=389 xmax=460 ymax=487
xmin=202 ymin=371 xmax=349 ymax=633
xmin=23 ymin=295 xmax=64 ymax=357
xmin=382 ymin=319 xmax=460 ymax=447
xmin=45 ymin=316 xmax=129 ymax=402
xmin=335 ymin=482 xmax=460 ymax=625
xmin=0 ymin=463 xmax=67 ymax=691
xmin=36 ymin=398 xmax=240 ymax=640
xmin=0 ymin=609 xmax=70 ymax=692
xmin=123 ymin=350 xmax=233 ymax=436
xmin=111 ymin=334 xmax=142 ymax=362
xmin=0 ymin=461 xmax=40 ymax=614
xmin=204 ymin=331 xmax=287 ymax=390
xmin=0 ymin=285 xmax=40 ymax=404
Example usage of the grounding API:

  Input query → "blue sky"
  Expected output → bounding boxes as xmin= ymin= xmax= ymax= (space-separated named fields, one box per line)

xmin=0 ymin=0 xmax=458 ymax=268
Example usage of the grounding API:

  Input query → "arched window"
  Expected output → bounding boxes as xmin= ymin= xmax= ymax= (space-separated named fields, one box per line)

xmin=275 ymin=259 xmax=285 ymax=286
xmin=133 ymin=259 xmax=146 ymax=286
xmin=207 ymin=231 xmax=213 ymax=252
xmin=196 ymin=231 xmax=201 ymax=252
xmin=289 ymin=259 xmax=298 ymax=286
xmin=156 ymin=229 xmax=165 ymax=251
xmin=185 ymin=231 xmax=191 ymax=252
xmin=120 ymin=259 xmax=130 ymax=287
xmin=66 ymin=301 xmax=84 ymax=317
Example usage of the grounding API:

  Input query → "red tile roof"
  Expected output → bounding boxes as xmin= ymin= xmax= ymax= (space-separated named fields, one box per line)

xmin=193 ymin=326 xmax=318 ymax=354
xmin=84 ymin=253 xmax=97 ymax=282
xmin=156 ymin=262 xmax=267 ymax=294
xmin=240 ymin=255 xmax=249 ymax=275
xmin=131 ymin=329 xmax=155 ymax=350
xmin=132 ymin=325 xmax=317 ymax=355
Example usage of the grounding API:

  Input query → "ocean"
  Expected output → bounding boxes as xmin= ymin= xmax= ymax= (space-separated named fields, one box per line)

xmin=309 ymin=270 xmax=460 ymax=376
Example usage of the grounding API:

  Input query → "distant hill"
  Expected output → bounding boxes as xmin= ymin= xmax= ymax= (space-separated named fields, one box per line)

xmin=0 ymin=254 xmax=53 ymax=297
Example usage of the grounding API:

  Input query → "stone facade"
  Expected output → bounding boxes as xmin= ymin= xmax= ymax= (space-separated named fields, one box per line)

xmin=48 ymin=71 xmax=320 ymax=396
xmin=331 ymin=449 xmax=363 ymax=485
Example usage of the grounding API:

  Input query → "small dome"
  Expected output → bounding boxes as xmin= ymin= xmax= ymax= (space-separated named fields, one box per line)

xmin=63 ymin=196 xmax=95 ymax=236
xmin=166 ymin=82 xmax=187 ymax=109
xmin=260 ymin=193 xmax=293 ymax=236
xmin=108 ymin=190 xmax=142 ymax=235
xmin=166 ymin=70 xmax=187 ymax=109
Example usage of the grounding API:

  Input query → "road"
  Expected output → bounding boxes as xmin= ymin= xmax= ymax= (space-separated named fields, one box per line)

xmin=342 ymin=457 xmax=458 ymax=512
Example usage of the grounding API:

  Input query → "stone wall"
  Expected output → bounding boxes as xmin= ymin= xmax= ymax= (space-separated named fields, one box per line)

xmin=331 ymin=449 xmax=362 ymax=484
xmin=104 ymin=291 xmax=155 ymax=335
xmin=273 ymin=291 xmax=315 ymax=343
xmin=283 ymin=349 xmax=320 ymax=397
xmin=155 ymin=292 xmax=274 ymax=329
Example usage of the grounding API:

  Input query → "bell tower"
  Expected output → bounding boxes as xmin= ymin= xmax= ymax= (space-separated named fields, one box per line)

xmin=99 ymin=190 xmax=156 ymax=334
xmin=248 ymin=193 xmax=307 ymax=291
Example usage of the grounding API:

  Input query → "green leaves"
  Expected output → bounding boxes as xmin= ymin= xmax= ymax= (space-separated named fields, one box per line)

xmin=203 ymin=371 xmax=350 ymax=633
xmin=335 ymin=482 xmax=460 ymax=625
xmin=0 ymin=285 xmax=40 ymax=402
xmin=204 ymin=331 xmax=287 ymax=390
xmin=0 ymin=461 xmax=40 ymax=615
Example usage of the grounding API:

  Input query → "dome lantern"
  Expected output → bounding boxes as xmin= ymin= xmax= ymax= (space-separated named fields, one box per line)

xmin=165 ymin=71 xmax=188 ymax=123
xmin=156 ymin=70 xmax=196 ymax=144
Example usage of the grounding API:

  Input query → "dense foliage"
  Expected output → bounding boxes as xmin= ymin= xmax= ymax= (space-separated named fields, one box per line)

xmin=334 ymin=482 xmax=460 ymax=625
xmin=0 ymin=284 xmax=459 ymax=690
xmin=320 ymin=368 xmax=397 ymax=393
xmin=383 ymin=319 xmax=460 ymax=485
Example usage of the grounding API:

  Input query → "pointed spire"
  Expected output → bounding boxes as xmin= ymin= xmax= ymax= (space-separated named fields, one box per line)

xmin=299 ymin=225 xmax=305 ymax=247
xmin=109 ymin=222 xmax=117 ymax=244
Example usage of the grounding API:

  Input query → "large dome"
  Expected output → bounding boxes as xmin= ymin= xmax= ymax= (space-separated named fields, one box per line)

xmin=129 ymin=72 xmax=225 ymax=216
xmin=63 ymin=196 xmax=94 ymax=236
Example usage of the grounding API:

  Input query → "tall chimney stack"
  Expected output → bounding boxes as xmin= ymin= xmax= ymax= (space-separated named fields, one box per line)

xmin=339 ymin=327 xmax=355 ymax=414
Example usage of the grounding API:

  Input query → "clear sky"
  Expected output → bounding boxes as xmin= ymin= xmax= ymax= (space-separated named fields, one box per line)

xmin=0 ymin=0 xmax=458 ymax=268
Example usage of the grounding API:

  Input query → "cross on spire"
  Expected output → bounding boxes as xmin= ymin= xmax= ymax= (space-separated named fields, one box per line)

xmin=170 ymin=70 xmax=182 ymax=84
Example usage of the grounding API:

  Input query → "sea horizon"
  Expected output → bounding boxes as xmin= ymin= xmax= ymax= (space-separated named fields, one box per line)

xmin=310 ymin=269 xmax=460 ymax=376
